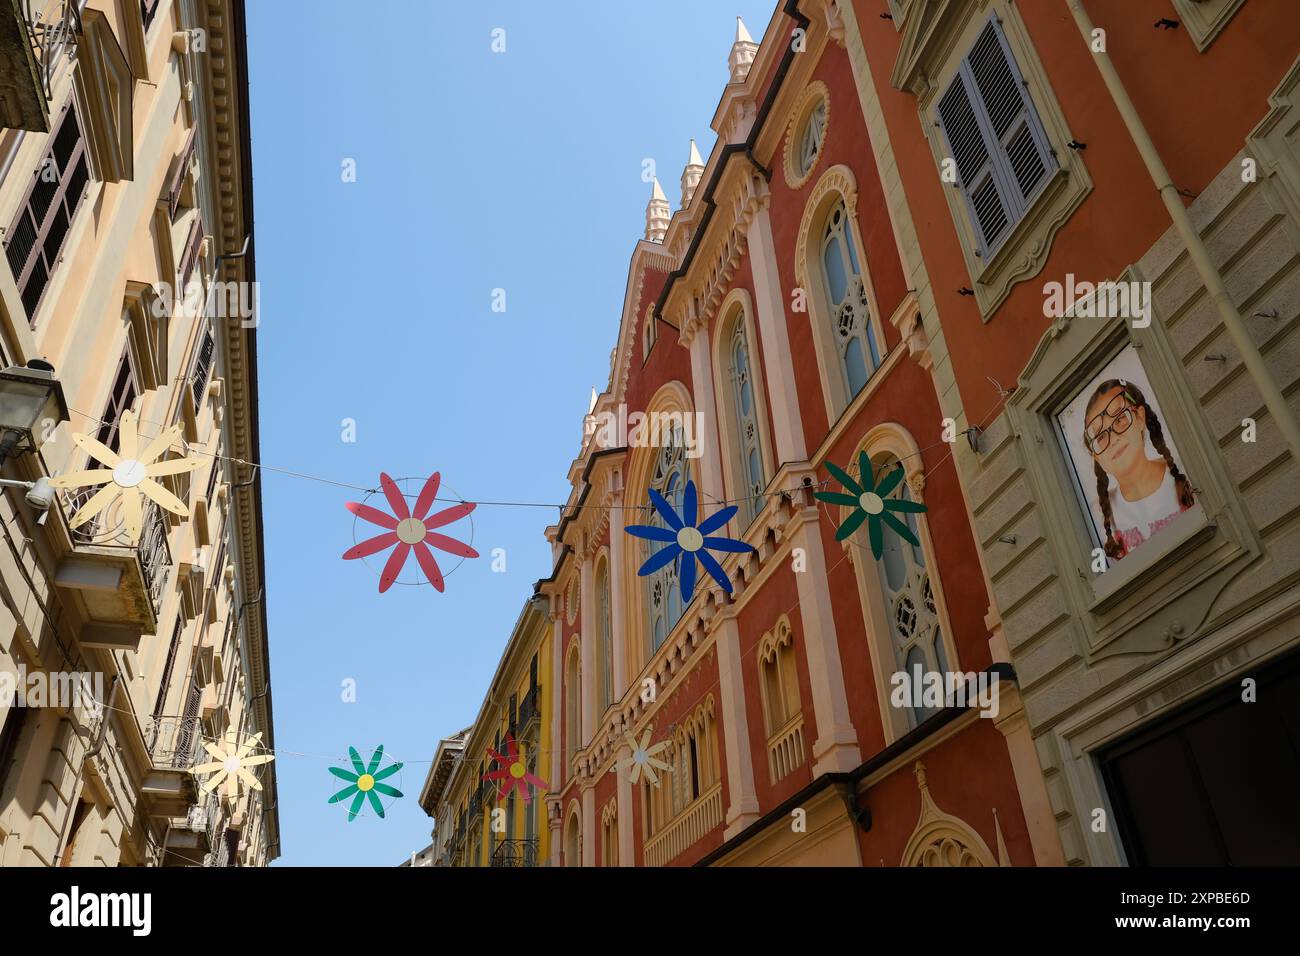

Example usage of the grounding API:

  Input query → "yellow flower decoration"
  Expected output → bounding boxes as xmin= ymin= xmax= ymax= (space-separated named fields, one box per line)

xmin=191 ymin=731 xmax=275 ymax=799
xmin=49 ymin=410 xmax=201 ymax=544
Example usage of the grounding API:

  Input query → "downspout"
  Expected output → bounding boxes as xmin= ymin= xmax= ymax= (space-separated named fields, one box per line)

xmin=51 ymin=675 xmax=119 ymax=866
xmin=1065 ymin=0 xmax=1300 ymax=463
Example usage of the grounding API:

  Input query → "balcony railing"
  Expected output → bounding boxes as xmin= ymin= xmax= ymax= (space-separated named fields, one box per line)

xmin=643 ymin=781 xmax=723 ymax=867
xmin=144 ymin=713 xmax=203 ymax=770
xmin=61 ymin=486 xmax=172 ymax=614
xmin=766 ymin=712 xmax=806 ymax=784
xmin=519 ymin=684 xmax=540 ymax=729
xmin=490 ymin=838 xmax=539 ymax=868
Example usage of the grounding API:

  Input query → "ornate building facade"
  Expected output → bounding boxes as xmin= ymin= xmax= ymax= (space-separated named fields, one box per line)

xmin=0 ymin=0 xmax=276 ymax=866
xmin=425 ymin=0 xmax=1300 ymax=867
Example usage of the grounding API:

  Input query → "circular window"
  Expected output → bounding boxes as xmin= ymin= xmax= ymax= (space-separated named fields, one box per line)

xmin=565 ymin=574 xmax=580 ymax=626
xmin=784 ymin=82 xmax=830 ymax=189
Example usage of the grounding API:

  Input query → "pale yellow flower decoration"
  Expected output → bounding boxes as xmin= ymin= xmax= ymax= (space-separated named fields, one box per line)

xmin=191 ymin=731 xmax=275 ymax=799
xmin=616 ymin=729 xmax=672 ymax=787
xmin=49 ymin=409 xmax=201 ymax=544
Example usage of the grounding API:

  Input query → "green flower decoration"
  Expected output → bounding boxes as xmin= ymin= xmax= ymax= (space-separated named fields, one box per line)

xmin=328 ymin=745 xmax=404 ymax=821
xmin=814 ymin=452 xmax=927 ymax=559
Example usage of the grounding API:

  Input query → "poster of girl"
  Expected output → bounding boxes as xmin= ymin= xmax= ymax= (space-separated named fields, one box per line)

xmin=1057 ymin=345 xmax=1196 ymax=566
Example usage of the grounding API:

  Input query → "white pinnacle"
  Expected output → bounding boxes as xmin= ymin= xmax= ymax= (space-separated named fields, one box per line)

xmin=687 ymin=139 xmax=704 ymax=168
xmin=736 ymin=16 xmax=753 ymax=44
xmin=651 ymin=177 xmax=667 ymax=202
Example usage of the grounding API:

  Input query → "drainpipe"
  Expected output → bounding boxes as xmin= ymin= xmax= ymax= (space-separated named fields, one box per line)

xmin=52 ymin=675 xmax=119 ymax=866
xmin=1065 ymin=0 xmax=1300 ymax=464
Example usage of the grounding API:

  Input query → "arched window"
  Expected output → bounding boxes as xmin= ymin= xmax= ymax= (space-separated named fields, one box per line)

xmin=727 ymin=312 xmax=766 ymax=525
xmin=644 ymin=437 xmax=687 ymax=653
xmin=564 ymin=643 xmax=581 ymax=765
xmin=597 ymin=558 xmax=613 ymax=711
xmin=821 ymin=200 xmax=881 ymax=398
xmin=759 ymin=618 xmax=805 ymax=782
xmin=564 ymin=807 xmax=581 ymax=867
xmin=671 ymin=699 xmax=720 ymax=816
xmin=875 ymin=460 xmax=946 ymax=728
xmin=601 ymin=800 xmax=619 ymax=867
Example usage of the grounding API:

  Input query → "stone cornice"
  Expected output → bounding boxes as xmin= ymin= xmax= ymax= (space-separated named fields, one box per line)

xmin=670 ymin=161 xmax=771 ymax=348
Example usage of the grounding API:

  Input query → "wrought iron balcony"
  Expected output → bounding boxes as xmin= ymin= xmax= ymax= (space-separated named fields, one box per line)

xmin=53 ymin=487 xmax=172 ymax=637
xmin=0 ymin=0 xmax=81 ymax=131
xmin=140 ymin=713 xmax=201 ymax=818
xmin=519 ymin=684 xmax=541 ymax=730
xmin=490 ymin=838 xmax=539 ymax=868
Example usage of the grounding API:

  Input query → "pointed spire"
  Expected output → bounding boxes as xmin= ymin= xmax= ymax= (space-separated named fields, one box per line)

xmin=680 ymin=139 xmax=706 ymax=208
xmin=645 ymin=177 xmax=671 ymax=242
xmin=729 ymin=16 xmax=759 ymax=83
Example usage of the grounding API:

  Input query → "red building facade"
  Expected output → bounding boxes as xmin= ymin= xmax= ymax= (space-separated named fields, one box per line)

xmin=538 ymin=2 xmax=1041 ymax=867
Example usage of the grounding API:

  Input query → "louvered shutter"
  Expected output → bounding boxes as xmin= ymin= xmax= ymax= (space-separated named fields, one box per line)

xmin=937 ymin=17 xmax=1055 ymax=259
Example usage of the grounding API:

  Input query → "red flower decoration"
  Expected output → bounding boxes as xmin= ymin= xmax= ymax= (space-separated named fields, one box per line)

xmin=482 ymin=734 xmax=548 ymax=803
xmin=343 ymin=472 xmax=478 ymax=593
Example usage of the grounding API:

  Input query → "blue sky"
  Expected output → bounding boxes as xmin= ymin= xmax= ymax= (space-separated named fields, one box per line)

xmin=245 ymin=1 xmax=777 ymax=865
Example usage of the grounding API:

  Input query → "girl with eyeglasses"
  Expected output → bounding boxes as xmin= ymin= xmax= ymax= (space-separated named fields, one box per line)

xmin=1083 ymin=378 xmax=1195 ymax=562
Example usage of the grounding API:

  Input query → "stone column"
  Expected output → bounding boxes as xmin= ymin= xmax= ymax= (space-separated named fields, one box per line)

xmin=716 ymin=613 xmax=761 ymax=836
xmin=686 ymin=326 xmax=725 ymax=506
xmin=791 ymin=511 xmax=860 ymax=774
xmin=615 ymin=742 xmax=635 ymax=865
xmin=745 ymin=202 xmax=807 ymax=464
xmin=608 ymin=485 xmax=628 ymax=702
xmin=581 ymin=785 xmax=596 ymax=867
xmin=579 ymin=554 xmax=595 ymax=743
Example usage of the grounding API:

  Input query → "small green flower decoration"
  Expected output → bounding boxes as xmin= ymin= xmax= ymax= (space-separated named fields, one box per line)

xmin=814 ymin=451 xmax=926 ymax=559
xmin=328 ymin=745 xmax=404 ymax=821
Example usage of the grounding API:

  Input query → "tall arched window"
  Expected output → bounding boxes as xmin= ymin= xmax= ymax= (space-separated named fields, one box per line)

xmin=873 ymin=456 xmax=948 ymax=729
xmin=821 ymin=200 xmax=881 ymax=397
xmin=644 ymin=437 xmax=686 ymax=653
xmin=564 ymin=644 xmax=580 ymax=765
xmin=597 ymin=558 xmax=613 ymax=712
xmin=727 ymin=312 xmax=766 ymax=525
xmin=759 ymin=619 xmax=805 ymax=782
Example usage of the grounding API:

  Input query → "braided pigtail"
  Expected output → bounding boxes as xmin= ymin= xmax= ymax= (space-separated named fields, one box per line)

xmin=1093 ymin=461 xmax=1126 ymax=559
xmin=1136 ymin=391 xmax=1196 ymax=508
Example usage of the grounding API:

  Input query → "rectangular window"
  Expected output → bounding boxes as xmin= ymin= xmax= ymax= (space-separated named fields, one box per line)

xmin=179 ymin=215 xmax=204 ymax=289
xmin=152 ymin=619 xmax=183 ymax=720
xmin=5 ymin=100 xmax=90 ymax=323
xmin=167 ymin=127 xmax=197 ymax=221
xmin=190 ymin=325 xmax=216 ymax=411
xmin=95 ymin=351 xmax=139 ymax=453
xmin=936 ymin=17 xmax=1055 ymax=259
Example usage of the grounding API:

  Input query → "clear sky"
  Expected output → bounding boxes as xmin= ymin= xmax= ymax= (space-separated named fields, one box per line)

xmin=245 ymin=0 xmax=778 ymax=865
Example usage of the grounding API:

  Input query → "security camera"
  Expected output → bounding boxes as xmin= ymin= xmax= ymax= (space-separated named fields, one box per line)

xmin=25 ymin=476 xmax=54 ymax=512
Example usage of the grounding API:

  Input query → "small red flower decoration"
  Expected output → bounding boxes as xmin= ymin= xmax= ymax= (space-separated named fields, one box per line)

xmin=343 ymin=472 xmax=478 ymax=593
xmin=482 ymin=734 xmax=548 ymax=803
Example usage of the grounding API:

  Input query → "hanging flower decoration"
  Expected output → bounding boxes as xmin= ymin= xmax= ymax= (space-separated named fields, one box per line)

xmin=190 ymin=731 xmax=275 ymax=799
xmin=482 ymin=734 xmax=548 ymax=803
xmin=624 ymin=480 xmax=754 ymax=601
xmin=814 ymin=452 xmax=926 ymax=559
xmin=616 ymin=729 xmax=672 ymax=787
xmin=328 ymin=745 xmax=404 ymax=821
xmin=343 ymin=472 xmax=478 ymax=593
xmin=48 ymin=410 xmax=200 ymax=544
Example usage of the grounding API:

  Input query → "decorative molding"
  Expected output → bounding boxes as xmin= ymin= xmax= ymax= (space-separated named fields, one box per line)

xmin=899 ymin=761 xmax=1000 ymax=866
xmin=782 ymin=80 xmax=830 ymax=190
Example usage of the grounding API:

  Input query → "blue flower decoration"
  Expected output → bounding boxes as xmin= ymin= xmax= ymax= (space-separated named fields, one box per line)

xmin=624 ymin=480 xmax=755 ymax=601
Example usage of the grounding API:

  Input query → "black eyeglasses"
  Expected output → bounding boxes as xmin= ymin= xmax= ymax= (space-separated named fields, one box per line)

xmin=1084 ymin=393 xmax=1136 ymax=455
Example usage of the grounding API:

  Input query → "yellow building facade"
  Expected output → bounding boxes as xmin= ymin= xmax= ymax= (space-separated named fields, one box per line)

xmin=419 ymin=599 xmax=552 ymax=866
xmin=0 ymin=0 xmax=276 ymax=866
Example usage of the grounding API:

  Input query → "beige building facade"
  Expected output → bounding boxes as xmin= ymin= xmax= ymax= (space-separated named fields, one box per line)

xmin=0 ymin=0 xmax=276 ymax=867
